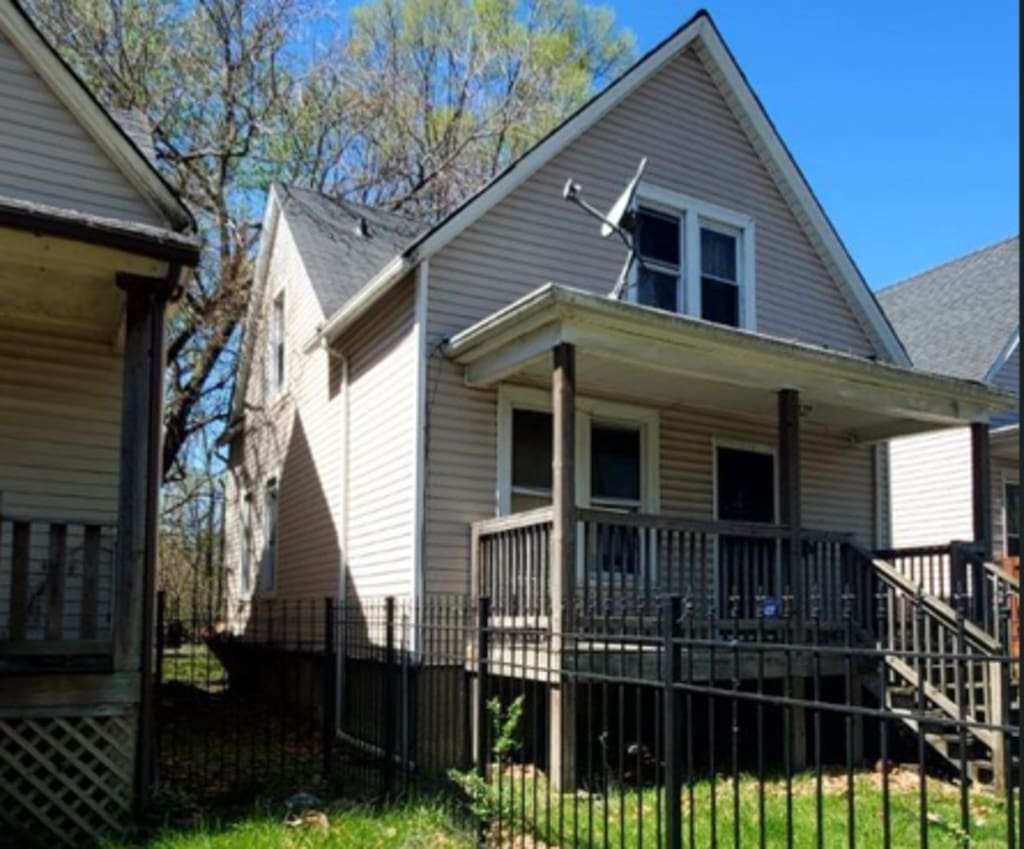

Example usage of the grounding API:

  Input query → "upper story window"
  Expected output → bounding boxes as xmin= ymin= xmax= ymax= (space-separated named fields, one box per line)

xmin=261 ymin=480 xmax=279 ymax=593
xmin=268 ymin=290 xmax=286 ymax=396
xmin=628 ymin=187 xmax=755 ymax=330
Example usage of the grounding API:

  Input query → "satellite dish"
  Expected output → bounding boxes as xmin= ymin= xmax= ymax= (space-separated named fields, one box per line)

xmin=601 ymin=157 xmax=646 ymax=238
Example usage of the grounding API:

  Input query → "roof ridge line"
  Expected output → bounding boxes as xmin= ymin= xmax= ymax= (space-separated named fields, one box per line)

xmin=878 ymin=233 xmax=1019 ymax=295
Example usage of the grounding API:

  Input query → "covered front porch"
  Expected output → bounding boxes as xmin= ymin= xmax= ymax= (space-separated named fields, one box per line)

xmin=448 ymin=284 xmax=1012 ymax=640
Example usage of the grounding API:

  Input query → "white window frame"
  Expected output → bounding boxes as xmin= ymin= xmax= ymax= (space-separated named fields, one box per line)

xmin=239 ymin=492 xmax=253 ymax=596
xmin=268 ymin=288 xmax=286 ymax=397
xmin=627 ymin=184 xmax=756 ymax=331
xmin=496 ymin=385 xmax=660 ymax=516
xmin=261 ymin=478 xmax=279 ymax=594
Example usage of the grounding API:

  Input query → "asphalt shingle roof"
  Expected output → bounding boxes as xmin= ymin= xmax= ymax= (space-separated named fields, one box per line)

xmin=877 ymin=236 xmax=1019 ymax=381
xmin=275 ymin=185 xmax=426 ymax=316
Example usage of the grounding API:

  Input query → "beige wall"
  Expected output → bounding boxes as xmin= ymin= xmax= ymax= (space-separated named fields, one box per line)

xmin=225 ymin=213 xmax=344 ymax=601
xmin=0 ymin=31 xmax=161 ymax=225
xmin=422 ymin=45 xmax=884 ymax=594
xmin=888 ymin=426 xmax=1017 ymax=561
xmin=225 ymin=213 xmax=418 ymax=606
xmin=0 ymin=319 xmax=122 ymax=639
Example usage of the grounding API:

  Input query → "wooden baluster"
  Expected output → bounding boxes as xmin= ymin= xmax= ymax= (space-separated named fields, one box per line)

xmin=46 ymin=523 xmax=67 ymax=641
xmin=10 ymin=521 xmax=30 ymax=640
xmin=81 ymin=525 xmax=102 ymax=639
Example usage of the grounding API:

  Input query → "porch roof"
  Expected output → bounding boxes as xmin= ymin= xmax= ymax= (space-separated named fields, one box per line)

xmin=444 ymin=284 xmax=1014 ymax=444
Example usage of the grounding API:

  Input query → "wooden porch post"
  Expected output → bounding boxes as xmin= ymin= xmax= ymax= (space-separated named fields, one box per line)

xmin=971 ymin=422 xmax=993 ymax=560
xmin=777 ymin=387 xmax=806 ymax=767
xmin=114 ymin=274 xmax=171 ymax=816
xmin=549 ymin=342 xmax=576 ymax=790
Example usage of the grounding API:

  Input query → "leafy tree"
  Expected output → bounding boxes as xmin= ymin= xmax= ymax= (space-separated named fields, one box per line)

xmin=24 ymin=0 xmax=634 ymax=487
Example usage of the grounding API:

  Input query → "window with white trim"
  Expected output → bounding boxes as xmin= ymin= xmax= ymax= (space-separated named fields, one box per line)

xmin=261 ymin=480 xmax=278 ymax=592
xmin=627 ymin=188 xmax=755 ymax=330
xmin=240 ymin=494 xmax=253 ymax=595
xmin=268 ymin=290 xmax=286 ymax=396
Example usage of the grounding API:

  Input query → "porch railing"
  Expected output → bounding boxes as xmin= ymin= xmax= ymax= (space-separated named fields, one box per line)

xmin=0 ymin=514 xmax=117 ymax=665
xmin=472 ymin=507 xmax=860 ymax=631
xmin=877 ymin=542 xmax=1020 ymax=647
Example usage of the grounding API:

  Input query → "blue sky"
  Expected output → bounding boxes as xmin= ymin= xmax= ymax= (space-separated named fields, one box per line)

xmin=606 ymin=1 xmax=1019 ymax=289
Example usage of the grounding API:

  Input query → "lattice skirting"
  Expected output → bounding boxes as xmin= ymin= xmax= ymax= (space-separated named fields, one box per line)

xmin=0 ymin=709 xmax=136 ymax=848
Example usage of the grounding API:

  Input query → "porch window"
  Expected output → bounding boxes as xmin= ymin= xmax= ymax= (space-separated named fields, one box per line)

xmin=1006 ymin=482 xmax=1020 ymax=557
xmin=626 ymin=186 xmax=754 ymax=330
xmin=590 ymin=422 xmax=641 ymax=509
xmin=511 ymin=408 xmax=552 ymax=512
xmin=262 ymin=480 xmax=278 ymax=592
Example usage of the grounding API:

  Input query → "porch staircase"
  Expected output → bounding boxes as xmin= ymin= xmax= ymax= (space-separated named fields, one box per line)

xmin=863 ymin=548 xmax=1020 ymax=787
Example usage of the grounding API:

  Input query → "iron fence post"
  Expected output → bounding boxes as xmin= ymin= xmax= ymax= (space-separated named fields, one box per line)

xmin=475 ymin=596 xmax=491 ymax=846
xmin=383 ymin=596 xmax=396 ymax=794
xmin=663 ymin=594 xmax=683 ymax=849
xmin=322 ymin=596 xmax=336 ymax=779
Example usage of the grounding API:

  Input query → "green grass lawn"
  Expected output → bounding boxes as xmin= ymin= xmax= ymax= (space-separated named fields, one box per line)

xmin=102 ymin=801 xmax=473 ymax=849
xmin=161 ymin=643 xmax=227 ymax=689
xmin=488 ymin=768 xmax=1017 ymax=849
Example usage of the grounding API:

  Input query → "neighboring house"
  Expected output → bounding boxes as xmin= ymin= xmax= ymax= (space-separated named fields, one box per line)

xmin=879 ymin=237 xmax=1019 ymax=564
xmin=224 ymin=12 xmax=1012 ymax=783
xmin=0 ymin=1 xmax=200 ymax=843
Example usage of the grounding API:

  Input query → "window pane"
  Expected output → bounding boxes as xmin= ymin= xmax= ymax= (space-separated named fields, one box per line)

xmin=636 ymin=208 xmax=680 ymax=266
xmin=1006 ymin=483 xmax=1019 ymax=555
xmin=591 ymin=423 xmax=641 ymax=503
xmin=702 ymin=277 xmax=739 ymax=327
xmin=512 ymin=409 xmax=552 ymax=492
xmin=717 ymin=447 xmax=774 ymax=523
xmin=636 ymin=267 xmax=678 ymax=312
xmin=511 ymin=492 xmax=551 ymax=513
xmin=701 ymin=228 xmax=737 ymax=281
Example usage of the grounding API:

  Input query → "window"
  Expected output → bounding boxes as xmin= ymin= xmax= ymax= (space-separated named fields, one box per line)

xmin=510 ymin=408 xmax=553 ymax=512
xmin=1006 ymin=482 xmax=1020 ymax=558
xmin=269 ymin=291 xmax=286 ymax=395
xmin=262 ymin=481 xmax=278 ymax=592
xmin=701 ymin=226 xmax=740 ymax=327
xmin=590 ymin=422 xmax=641 ymax=510
xmin=240 ymin=495 xmax=253 ymax=595
xmin=635 ymin=208 xmax=681 ymax=312
xmin=625 ymin=187 xmax=754 ymax=329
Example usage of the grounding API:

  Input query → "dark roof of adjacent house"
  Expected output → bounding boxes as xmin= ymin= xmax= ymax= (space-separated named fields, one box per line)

xmin=275 ymin=185 xmax=426 ymax=316
xmin=109 ymin=108 xmax=158 ymax=166
xmin=876 ymin=236 xmax=1019 ymax=381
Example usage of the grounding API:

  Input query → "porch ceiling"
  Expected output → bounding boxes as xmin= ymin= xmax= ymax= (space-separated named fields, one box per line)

xmin=991 ymin=425 xmax=1019 ymax=462
xmin=0 ymin=225 xmax=169 ymax=342
xmin=445 ymin=284 xmax=1015 ymax=444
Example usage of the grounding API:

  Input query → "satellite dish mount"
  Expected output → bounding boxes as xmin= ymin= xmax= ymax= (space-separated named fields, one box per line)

xmin=561 ymin=157 xmax=647 ymax=298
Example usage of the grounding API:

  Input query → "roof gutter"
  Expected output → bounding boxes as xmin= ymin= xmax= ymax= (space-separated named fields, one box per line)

xmin=306 ymin=253 xmax=415 ymax=351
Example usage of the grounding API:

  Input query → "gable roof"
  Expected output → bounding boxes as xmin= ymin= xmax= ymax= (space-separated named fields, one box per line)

xmin=277 ymin=185 xmax=425 ymax=316
xmin=1 ymin=0 xmax=193 ymax=231
xmin=312 ymin=9 xmax=909 ymax=366
xmin=877 ymin=236 xmax=1019 ymax=382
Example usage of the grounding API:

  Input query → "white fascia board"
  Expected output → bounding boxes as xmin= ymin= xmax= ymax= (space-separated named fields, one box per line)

xmin=0 ymin=3 xmax=193 ymax=230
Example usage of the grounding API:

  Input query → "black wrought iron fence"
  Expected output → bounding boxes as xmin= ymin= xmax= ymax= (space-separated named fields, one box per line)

xmin=154 ymin=587 xmax=1023 ymax=848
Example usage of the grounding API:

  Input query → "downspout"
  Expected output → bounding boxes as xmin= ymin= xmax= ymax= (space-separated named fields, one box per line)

xmin=411 ymin=261 xmax=429 ymax=654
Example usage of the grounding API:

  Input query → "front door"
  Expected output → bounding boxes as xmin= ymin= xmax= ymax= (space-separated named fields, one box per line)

xmin=715 ymin=445 xmax=777 ymax=618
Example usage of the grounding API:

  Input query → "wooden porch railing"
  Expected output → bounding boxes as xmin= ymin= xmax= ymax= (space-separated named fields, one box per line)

xmin=471 ymin=507 xmax=860 ymax=631
xmin=877 ymin=542 xmax=1020 ymax=649
xmin=0 ymin=515 xmax=117 ymax=664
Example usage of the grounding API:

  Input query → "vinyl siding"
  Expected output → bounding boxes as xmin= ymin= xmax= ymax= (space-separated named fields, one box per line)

xmin=0 ymin=31 xmax=162 ymax=225
xmin=423 ymin=44 xmax=880 ymax=594
xmin=993 ymin=456 xmax=1017 ymax=562
xmin=225 ymin=214 xmax=344 ymax=602
xmin=0 ymin=321 xmax=122 ymax=639
xmin=225 ymin=219 xmax=417 ymax=606
xmin=340 ymin=280 xmax=417 ymax=600
xmin=888 ymin=428 xmax=974 ymax=550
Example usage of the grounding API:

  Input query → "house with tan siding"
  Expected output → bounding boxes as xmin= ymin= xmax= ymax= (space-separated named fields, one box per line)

xmin=224 ymin=11 xmax=1015 ymax=783
xmin=0 ymin=1 xmax=200 ymax=842
xmin=879 ymin=237 xmax=1019 ymax=568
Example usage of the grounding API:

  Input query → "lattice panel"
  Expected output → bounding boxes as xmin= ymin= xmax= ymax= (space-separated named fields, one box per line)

xmin=0 ymin=710 xmax=135 ymax=848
